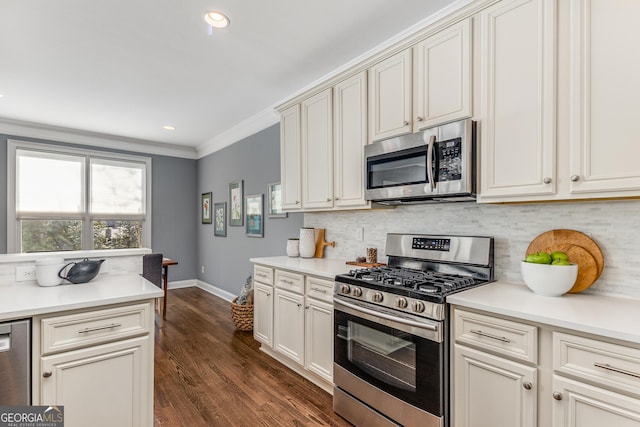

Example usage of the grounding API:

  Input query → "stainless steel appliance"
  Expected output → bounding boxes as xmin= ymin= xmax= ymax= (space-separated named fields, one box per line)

xmin=364 ymin=119 xmax=476 ymax=204
xmin=0 ymin=318 xmax=31 ymax=405
xmin=333 ymin=234 xmax=494 ymax=427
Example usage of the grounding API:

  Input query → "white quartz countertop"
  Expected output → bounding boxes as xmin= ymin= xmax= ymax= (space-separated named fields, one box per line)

xmin=447 ymin=281 xmax=640 ymax=344
xmin=249 ymin=256 xmax=354 ymax=280
xmin=0 ymin=273 xmax=164 ymax=321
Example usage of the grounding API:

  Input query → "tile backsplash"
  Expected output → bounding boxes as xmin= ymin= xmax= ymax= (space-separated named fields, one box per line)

xmin=305 ymin=199 xmax=640 ymax=298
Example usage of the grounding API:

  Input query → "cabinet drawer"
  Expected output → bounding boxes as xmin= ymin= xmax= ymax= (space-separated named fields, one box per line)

xmin=453 ymin=308 xmax=538 ymax=364
xmin=306 ymin=276 xmax=333 ymax=303
xmin=275 ymin=269 xmax=304 ymax=294
xmin=554 ymin=332 xmax=640 ymax=396
xmin=253 ymin=265 xmax=273 ymax=286
xmin=41 ymin=303 xmax=152 ymax=355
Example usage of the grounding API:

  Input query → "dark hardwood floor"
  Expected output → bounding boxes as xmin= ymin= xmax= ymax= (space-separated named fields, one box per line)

xmin=153 ymin=287 xmax=352 ymax=427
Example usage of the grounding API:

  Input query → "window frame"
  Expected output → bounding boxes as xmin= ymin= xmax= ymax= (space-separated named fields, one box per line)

xmin=7 ymin=139 xmax=152 ymax=253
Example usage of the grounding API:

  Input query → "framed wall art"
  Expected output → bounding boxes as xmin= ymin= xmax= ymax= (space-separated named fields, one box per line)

xmin=267 ymin=182 xmax=287 ymax=218
xmin=245 ymin=194 xmax=263 ymax=237
xmin=214 ymin=202 xmax=227 ymax=237
xmin=229 ymin=179 xmax=244 ymax=226
xmin=201 ymin=192 xmax=212 ymax=224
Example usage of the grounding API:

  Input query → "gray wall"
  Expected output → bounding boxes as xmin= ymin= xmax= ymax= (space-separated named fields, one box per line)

xmin=198 ymin=124 xmax=303 ymax=295
xmin=0 ymin=134 xmax=198 ymax=281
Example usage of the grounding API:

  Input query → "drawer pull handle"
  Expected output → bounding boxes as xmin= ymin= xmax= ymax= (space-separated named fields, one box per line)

xmin=594 ymin=362 xmax=640 ymax=379
xmin=552 ymin=392 xmax=563 ymax=401
xmin=43 ymin=371 xmax=52 ymax=378
xmin=78 ymin=323 xmax=122 ymax=334
xmin=523 ymin=381 xmax=533 ymax=390
xmin=469 ymin=329 xmax=511 ymax=343
xmin=311 ymin=287 xmax=328 ymax=294
xmin=281 ymin=279 xmax=294 ymax=285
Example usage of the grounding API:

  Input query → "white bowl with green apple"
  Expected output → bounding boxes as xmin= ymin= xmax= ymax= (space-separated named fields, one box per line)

xmin=521 ymin=250 xmax=578 ymax=297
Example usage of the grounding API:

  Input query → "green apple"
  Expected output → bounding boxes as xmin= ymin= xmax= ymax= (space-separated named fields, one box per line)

xmin=525 ymin=251 xmax=552 ymax=264
xmin=551 ymin=259 xmax=572 ymax=266
xmin=550 ymin=251 xmax=569 ymax=262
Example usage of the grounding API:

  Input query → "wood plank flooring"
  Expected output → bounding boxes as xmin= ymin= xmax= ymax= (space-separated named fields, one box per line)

xmin=153 ymin=287 xmax=352 ymax=427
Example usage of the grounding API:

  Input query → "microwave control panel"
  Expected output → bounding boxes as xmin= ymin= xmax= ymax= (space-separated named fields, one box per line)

xmin=437 ymin=137 xmax=462 ymax=182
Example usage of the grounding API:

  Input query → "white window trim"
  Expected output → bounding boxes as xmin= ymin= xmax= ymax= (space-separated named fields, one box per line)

xmin=7 ymin=139 xmax=152 ymax=253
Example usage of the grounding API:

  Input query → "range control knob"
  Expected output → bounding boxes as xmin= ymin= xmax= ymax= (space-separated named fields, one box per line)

xmin=371 ymin=292 xmax=384 ymax=303
xmin=339 ymin=284 xmax=351 ymax=295
xmin=412 ymin=301 xmax=426 ymax=313
xmin=395 ymin=297 xmax=408 ymax=309
xmin=352 ymin=287 xmax=363 ymax=297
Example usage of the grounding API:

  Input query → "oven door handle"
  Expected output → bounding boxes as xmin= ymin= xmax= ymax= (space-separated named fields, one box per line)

xmin=334 ymin=298 xmax=437 ymax=332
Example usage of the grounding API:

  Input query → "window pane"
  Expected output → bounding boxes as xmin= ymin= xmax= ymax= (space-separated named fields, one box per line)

xmin=93 ymin=220 xmax=142 ymax=249
xmin=21 ymin=220 xmax=82 ymax=252
xmin=91 ymin=159 xmax=145 ymax=215
xmin=17 ymin=150 xmax=84 ymax=213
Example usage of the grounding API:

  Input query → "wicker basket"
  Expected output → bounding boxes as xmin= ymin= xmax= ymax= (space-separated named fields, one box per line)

xmin=231 ymin=297 xmax=254 ymax=331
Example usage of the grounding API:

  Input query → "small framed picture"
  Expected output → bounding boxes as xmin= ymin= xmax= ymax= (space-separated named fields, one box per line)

xmin=201 ymin=192 xmax=212 ymax=224
xmin=229 ymin=180 xmax=244 ymax=226
xmin=214 ymin=202 xmax=227 ymax=237
xmin=245 ymin=194 xmax=263 ymax=238
xmin=267 ymin=182 xmax=287 ymax=218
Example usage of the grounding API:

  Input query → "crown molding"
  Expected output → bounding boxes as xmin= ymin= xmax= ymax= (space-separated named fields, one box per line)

xmin=0 ymin=118 xmax=198 ymax=159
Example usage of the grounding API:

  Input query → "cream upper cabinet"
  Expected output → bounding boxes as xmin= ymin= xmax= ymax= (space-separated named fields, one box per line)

xmin=368 ymin=49 xmax=412 ymax=142
xmin=478 ymin=0 xmax=557 ymax=201
xmin=280 ymin=104 xmax=302 ymax=210
xmin=333 ymin=71 xmax=368 ymax=208
xmin=567 ymin=0 xmax=640 ymax=197
xmin=414 ymin=18 xmax=472 ymax=131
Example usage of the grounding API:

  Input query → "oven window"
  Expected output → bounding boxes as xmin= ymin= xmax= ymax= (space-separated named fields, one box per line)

xmin=367 ymin=147 xmax=429 ymax=189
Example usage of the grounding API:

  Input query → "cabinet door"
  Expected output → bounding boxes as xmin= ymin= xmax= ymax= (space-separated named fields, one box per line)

xmin=273 ymin=288 xmax=305 ymax=366
xmin=478 ymin=0 xmax=557 ymax=200
xmin=333 ymin=71 xmax=368 ymax=208
xmin=253 ymin=282 xmax=273 ymax=347
xmin=304 ymin=298 xmax=333 ymax=383
xmin=414 ymin=18 xmax=472 ymax=131
xmin=41 ymin=336 xmax=150 ymax=427
xmin=280 ymin=104 xmax=302 ymax=210
xmin=301 ymin=88 xmax=333 ymax=209
xmin=552 ymin=375 xmax=640 ymax=427
xmin=368 ymin=49 xmax=412 ymax=142
xmin=454 ymin=344 xmax=537 ymax=427
xmin=568 ymin=0 xmax=640 ymax=196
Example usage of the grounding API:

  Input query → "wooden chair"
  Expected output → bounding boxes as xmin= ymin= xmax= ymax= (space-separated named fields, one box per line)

xmin=142 ymin=253 xmax=164 ymax=317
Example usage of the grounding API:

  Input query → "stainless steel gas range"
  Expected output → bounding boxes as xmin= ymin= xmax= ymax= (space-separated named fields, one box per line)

xmin=333 ymin=233 xmax=494 ymax=427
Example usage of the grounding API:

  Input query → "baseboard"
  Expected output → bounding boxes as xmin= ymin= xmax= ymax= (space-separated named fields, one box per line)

xmin=167 ymin=279 xmax=237 ymax=303
xmin=167 ymin=279 xmax=197 ymax=290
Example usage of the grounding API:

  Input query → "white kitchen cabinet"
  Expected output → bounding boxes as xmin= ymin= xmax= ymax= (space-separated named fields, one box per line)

xmin=478 ymin=0 xmax=557 ymax=200
xmin=304 ymin=276 xmax=334 ymax=383
xmin=273 ymin=288 xmax=305 ymax=366
xmin=253 ymin=282 xmax=273 ymax=347
xmin=301 ymin=88 xmax=333 ymax=209
xmin=34 ymin=302 xmax=155 ymax=427
xmin=333 ymin=71 xmax=369 ymax=208
xmin=413 ymin=18 xmax=472 ymax=131
xmin=280 ymin=104 xmax=302 ymax=210
xmin=454 ymin=344 xmax=537 ymax=427
xmin=368 ymin=49 xmax=413 ymax=142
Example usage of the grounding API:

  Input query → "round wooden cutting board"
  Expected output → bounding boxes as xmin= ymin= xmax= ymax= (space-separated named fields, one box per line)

xmin=526 ymin=229 xmax=604 ymax=293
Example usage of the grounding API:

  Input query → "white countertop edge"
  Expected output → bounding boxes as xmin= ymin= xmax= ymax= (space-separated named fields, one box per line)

xmin=0 ymin=248 xmax=152 ymax=264
xmin=250 ymin=256 xmax=354 ymax=279
xmin=447 ymin=282 xmax=640 ymax=344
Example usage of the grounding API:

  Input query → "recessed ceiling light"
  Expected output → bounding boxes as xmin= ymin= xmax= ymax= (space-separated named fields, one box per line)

xmin=204 ymin=11 xmax=230 ymax=28
xmin=163 ymin=125 xmax=176 ymax=131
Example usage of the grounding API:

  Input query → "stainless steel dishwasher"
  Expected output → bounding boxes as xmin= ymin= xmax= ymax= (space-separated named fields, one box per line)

xmin=0 ymin=319 xmax=31 ymax=405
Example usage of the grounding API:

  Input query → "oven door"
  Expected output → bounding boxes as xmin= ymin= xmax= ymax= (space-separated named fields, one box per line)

xmin=333 ymin=297 xmax=444 ymax=422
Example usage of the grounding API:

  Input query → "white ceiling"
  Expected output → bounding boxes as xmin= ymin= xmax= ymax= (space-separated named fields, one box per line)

xmin=0 ymin=0 xmax=460 ymax=158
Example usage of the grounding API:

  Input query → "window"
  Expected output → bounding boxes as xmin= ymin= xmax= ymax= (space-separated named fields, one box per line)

xmin=7 ymin=140 xmax=151 ymax=253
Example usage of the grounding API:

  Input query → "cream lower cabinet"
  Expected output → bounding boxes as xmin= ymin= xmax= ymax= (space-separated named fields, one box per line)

xmin=253 ymin=265 xmax=274 ymax=347
xmin=33 ymin=301 xmax=155 ymax=427
xmin=253 ymin=263 xmax=334 ymax=393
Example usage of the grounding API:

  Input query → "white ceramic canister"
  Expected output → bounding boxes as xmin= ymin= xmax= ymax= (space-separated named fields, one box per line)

xmin=299 ymin=227 xmax=316 ymax=258
xmin=286 ymin=238 xmax=300 ymax=257
xmin=35 ymin=257 xmax=65 ymax=287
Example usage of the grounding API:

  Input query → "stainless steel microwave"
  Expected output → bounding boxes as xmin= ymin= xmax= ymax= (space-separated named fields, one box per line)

xmin=364 ymin=119 xmax=476 ymax=205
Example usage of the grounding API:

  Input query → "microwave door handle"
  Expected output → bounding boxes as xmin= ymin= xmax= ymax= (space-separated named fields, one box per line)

xmin=427 ymin=135 xmax=436 ymax=191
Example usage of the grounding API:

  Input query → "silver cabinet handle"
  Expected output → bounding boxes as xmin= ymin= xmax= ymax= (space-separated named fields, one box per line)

xmin=311 ymin=287 xmax=328 ymax=294
xmin=403 ymin=120 xmax=410 ymax=126
xmin=257 ymin=272 xmax=267 ymax=278
xmin=523 ymin=382 xmax=533 ymax=390
xmin=295 ymin=201 xmax=300 ymax=205
xmin=297 ymin=303 xmax=302 ymax=308
xmin=553 ymin=392 xmax=563 ymax=401
xmin=416 ymin=116 xmax=424 ymax=122
xmin=281 ymin=279 xmax=294 ymax=285
xmin=570 ymin=175 xmax=580 ymax=182
xmin=594 ymin=362 xmax=640 ymax=379
xmin=469 ymin=329 xmax=511 ymax=343
xmin=326 ymin=198 xmax=331 ymax=202
xmin=543 ymin=177 xmax=552 ymax=184
xmin=335 ymin=197 xmax=340 ymax=200
xmin=43 ymin=371 xmax=52 ymax=378
xmin=78 ymin=323 xmax=122 ymax=334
